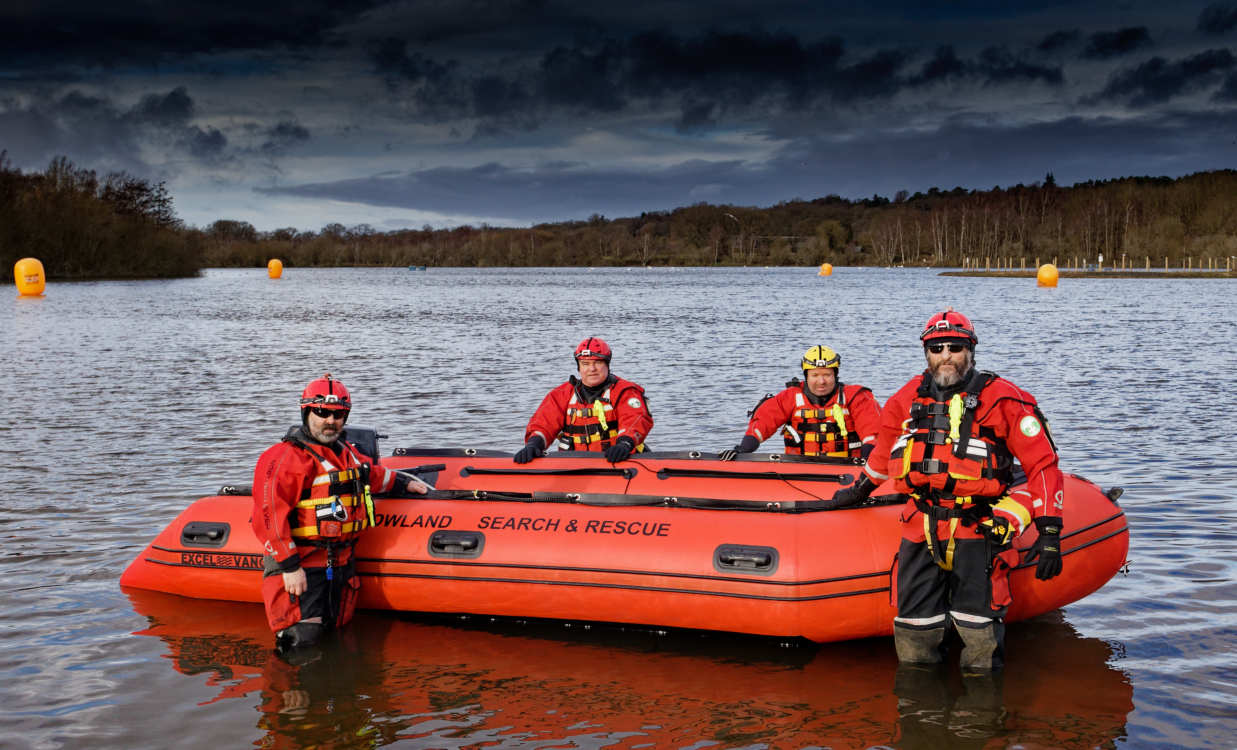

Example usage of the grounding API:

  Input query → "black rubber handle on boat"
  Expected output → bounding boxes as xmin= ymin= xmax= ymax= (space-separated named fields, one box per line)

xmin=407 ymin=463 xmax=446 ymax=474
xmin=655 ymin=467 xmax=853 ymax=484
xmin=460 ymin=465 xmax=637 ymax=479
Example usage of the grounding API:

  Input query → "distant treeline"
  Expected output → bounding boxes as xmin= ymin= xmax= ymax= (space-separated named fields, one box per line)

xmin=0 ymin=152 xmax=202 ymax=279
xmin=4 ymin=152 xmax=1236 ymax=278
xmin=201 ymin=170 xmax=1237 ymax=270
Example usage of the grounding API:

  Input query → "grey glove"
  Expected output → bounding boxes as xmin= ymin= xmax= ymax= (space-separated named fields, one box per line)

xmin=719 ymin=435 xmax=759 ymax=461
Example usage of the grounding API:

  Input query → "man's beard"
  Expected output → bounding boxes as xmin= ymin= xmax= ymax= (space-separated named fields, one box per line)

xmin=309 ymin=423 xmax=342 ymax=444
xmin=929 ymin=355 xmax=971 ymax=388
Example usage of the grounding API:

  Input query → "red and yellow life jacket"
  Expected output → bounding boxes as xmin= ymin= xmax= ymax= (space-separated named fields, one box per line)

xmin=285 ymin=437 xmax=376 ymax=542
xmin=558 ymin=381 xmax=647 ymax=452
xmin=782 ymin=383 xmax=865 ymax=458
xmin=890 ymin=371 xmax=1014 ymax=502
xmin=560 ymin=388 xmax=619 ymax=451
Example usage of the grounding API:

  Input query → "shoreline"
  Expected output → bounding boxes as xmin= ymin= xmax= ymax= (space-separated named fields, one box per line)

xmin=940 ymin=270 xmax=1236 ymax=279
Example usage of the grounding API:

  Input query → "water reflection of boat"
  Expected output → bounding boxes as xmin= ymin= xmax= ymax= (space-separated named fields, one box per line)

xmin=126 ymin=589 xmax=1133 ymax=749
xmin=121 ymin=445 xmax=1129 ymax=643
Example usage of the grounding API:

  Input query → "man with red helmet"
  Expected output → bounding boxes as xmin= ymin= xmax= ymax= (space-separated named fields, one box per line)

xmin=831 ymin=309 xmax=1064 ymax=671
xmin=514 ymin=337 xmax=654 ymax=464
xmin=719 ymin=344 xmax=881 ymax=461
xmin=252 ymin=373 xmax=430 ymax=653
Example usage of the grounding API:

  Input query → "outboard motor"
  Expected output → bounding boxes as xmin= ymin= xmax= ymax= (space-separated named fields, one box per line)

xmin=342 ymin=426 xmax=384 ymax=464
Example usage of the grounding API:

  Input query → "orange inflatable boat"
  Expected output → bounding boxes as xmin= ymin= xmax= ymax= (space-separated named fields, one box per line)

xmin=120 ymin=434 xmax=1129 ymax=643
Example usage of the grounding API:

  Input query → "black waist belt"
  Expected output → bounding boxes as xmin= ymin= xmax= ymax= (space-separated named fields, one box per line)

xmin=300 ymin=538 xmax=359 ymax=551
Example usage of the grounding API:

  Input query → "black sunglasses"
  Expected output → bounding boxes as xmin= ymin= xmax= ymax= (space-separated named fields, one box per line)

xmin=926 ymin=343 xmax=968 ymax=354
xmin=310 ymin=406 xmax=349 ymax=419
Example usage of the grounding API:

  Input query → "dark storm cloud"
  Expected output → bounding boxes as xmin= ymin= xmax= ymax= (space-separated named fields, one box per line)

xmin=1197 ymin=3 xmax=1237 ymax=34
xmin=257 ymin=159 xmax=754 ymax=220
xmin=538 ymin=37 xmax=629 ymax=112
xmin=1037 ymin=30 xmax=1081 ymax=53
xmin=0 ymin=1 xmax=382 ymax=67
xmin=257 ymin=109 xmax=1237 ymax=224
xmin=188 ymin=127 xmax=228 ymax=159
xmin=916 ymin=47 xmax=968 ymax=83
xmin=371 ymin=29 xmax=1062 ymax=132
xmin=371 ymin=37 xmax=458 ymax=87
xmin=261 ymin=121 xmax=311 ymax=154
xmin=675 ymin=100 xmax=719 ymax=133
xmin=910 ymin=45 xmax=1063 ymax=86
xmin=976 ymin=47 xmax=1064 ymax=83
xmin=0 ymin=85 xmax=230 ymax=169
xmin=1213 ymin=72 xmax=1237 ymax=99
xmin=1081 ymin=27 xmax=1153 ymax=59
xmin=1094 ymin=48 xmax=1236 ymax=105
xmin=129 ymin=87 xmax=196 ymax=127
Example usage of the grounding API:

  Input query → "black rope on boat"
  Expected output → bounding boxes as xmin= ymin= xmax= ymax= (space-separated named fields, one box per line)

xmin=460 ymin=465 xmax=637 ymax=479
xmin=655 ymin=467 xmax=853 ymax=484
xmin=421 ymin=488 xmax=905 ymax=512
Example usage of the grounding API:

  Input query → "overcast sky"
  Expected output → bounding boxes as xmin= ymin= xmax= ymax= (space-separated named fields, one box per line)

xmin=3 ymin=1 xmax=1236 ymax=231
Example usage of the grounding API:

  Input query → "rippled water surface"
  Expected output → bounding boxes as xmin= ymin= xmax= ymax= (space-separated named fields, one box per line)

xmin=3 ymin=267 xmax=1235 ymax=749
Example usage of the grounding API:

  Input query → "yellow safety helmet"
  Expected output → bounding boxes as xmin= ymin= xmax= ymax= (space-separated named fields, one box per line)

xmin=801 ymin=345 xmax=841 ymax=371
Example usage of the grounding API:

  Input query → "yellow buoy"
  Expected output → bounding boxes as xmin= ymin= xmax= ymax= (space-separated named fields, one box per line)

xmin=14 ymin=257 xmax=45 ymax=296
xmin=267 ymin=259 xmax=283 ymax=279
xmin=818 ymin=263 xmax=833 ymax=276
xmin=1036 ymin=263 xmax=1059 ymax=287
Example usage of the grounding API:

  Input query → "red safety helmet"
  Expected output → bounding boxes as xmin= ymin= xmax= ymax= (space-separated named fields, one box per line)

xmin=299 ymin=373 xmax=352 ymax=411
xmin=920 ymin=309 xmax=978 ymax=347
xmin=574 ymin=337 xmax=612 ymax=363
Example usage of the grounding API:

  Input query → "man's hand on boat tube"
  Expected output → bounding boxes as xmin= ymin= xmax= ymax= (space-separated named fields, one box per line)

xmin=404 ymin=476 xmax=431 ymax=494
xmin=388 ymin=470 xmax=432 ymax=494
xmin=283 ymin=568 xmax=307 ymax=596
xmin=604 ymin=436 xmax=635 ymax=463
xmin=827 ymin=474 xmax=877 ymax=508
xmin=513 ymin=436 xmax=546 ymax=464
xmin=720 ymin=435 xmax=759 ymax=461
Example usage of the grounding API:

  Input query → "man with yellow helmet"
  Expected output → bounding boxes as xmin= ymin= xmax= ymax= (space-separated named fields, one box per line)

xmin=719 ymin=345 xmax=881 ymax=462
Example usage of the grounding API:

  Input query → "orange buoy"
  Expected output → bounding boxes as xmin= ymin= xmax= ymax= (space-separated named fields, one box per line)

xmin=1036 ymin=263 xmax=1059 ymax=287
xmin=818 ymin=263 xmax=833 ymax=276
xmin=267 ymin=259 xmax=283 ymax=279
xmin=14 ymin=257 xmax=45 ymax=296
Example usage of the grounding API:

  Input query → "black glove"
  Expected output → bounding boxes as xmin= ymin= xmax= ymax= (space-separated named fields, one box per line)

xmin=1026 ymin=516 xmax=1063 ymax=580
xmin=604 ymin=436 xmax=635 ymax=464
xmin=719 ymin=435 xmax=759 ymax=461
xmin=825 ymin=474 xmax=877 ymax=509
xmin=513 ymin=435 xmax=546 ymax=464
xmin=860 ymin=443 xmax=875 ymax=463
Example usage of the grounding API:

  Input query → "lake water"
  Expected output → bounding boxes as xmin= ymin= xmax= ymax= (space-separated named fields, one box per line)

xmin=3 ymin=266 xmax=1235 ymax=749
